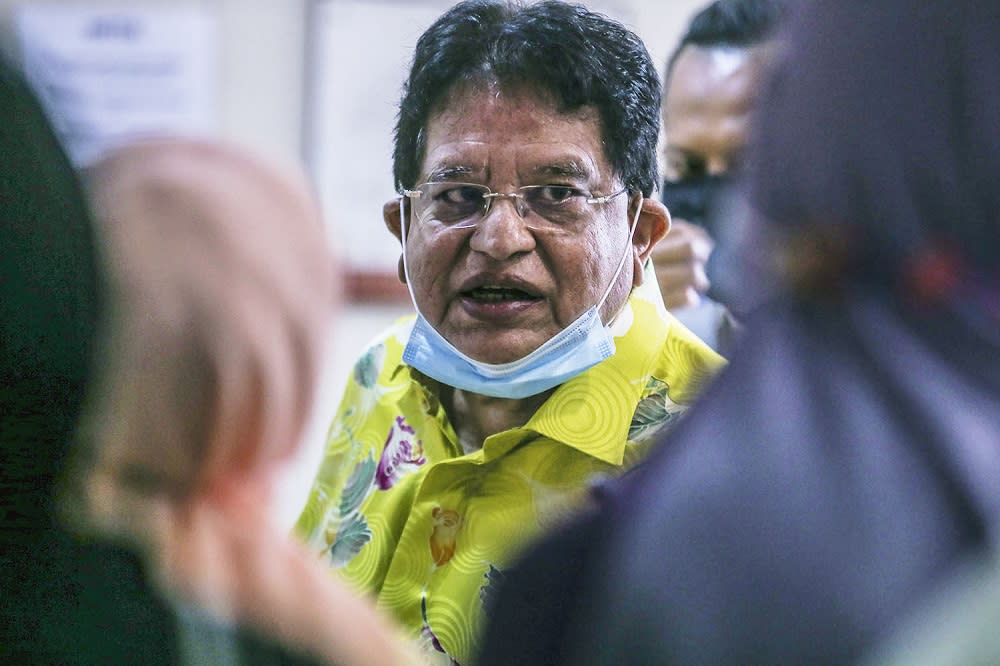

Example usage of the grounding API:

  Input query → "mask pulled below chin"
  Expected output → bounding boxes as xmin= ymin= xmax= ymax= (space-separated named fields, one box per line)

xmin=402 ymin=305 xmax=615 ymax=399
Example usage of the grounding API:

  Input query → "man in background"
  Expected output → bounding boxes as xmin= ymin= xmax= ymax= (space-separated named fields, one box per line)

xmin=653 ymin=0 xmax=787 ymax=353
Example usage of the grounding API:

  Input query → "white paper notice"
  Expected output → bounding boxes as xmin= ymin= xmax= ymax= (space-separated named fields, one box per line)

xmin=16 ymin=6 xmax=217 ymax=166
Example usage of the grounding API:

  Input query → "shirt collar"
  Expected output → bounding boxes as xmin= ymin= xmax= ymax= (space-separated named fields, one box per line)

xmin=523 ymin=274 xmax=671 ymax=465
xmin=396 ymin=265 xmax=673 ymax=466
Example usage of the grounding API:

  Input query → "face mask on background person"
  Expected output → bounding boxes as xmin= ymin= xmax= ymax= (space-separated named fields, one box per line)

xmin=660 ymin=174 xmax=731 ymax=236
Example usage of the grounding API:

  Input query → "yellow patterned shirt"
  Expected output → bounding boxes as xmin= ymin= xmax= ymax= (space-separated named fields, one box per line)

xmin=295 ymin=274 xmax=724 ymax=664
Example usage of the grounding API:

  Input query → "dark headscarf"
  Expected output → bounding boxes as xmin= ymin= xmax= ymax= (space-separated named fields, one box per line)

xmin=478 ymin=1 xmax=1000 ymax=663
xmin=0 ymin=58 xmax=103 ymax=542
xmin=0 ymin=57 xmax=162 ymax=664
xmin=743 ymin=0 xmax=1000 ymax=359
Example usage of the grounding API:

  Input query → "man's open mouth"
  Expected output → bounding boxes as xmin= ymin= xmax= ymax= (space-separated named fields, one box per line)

xmin=463 ymin=286 xmax=541 ymax=303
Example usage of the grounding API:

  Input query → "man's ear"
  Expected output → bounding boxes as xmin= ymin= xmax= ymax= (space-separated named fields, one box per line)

xmin=383 ymin=198 xmax=407 ymax=284
xmin=384 ymin=198 xmax=403 ymax=241
xmin=630 ymin=196 xmax=670 ymax=286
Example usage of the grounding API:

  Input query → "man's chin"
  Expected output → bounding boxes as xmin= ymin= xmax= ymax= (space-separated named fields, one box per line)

xmin=454 ymin=333 xmax=547 ymax=366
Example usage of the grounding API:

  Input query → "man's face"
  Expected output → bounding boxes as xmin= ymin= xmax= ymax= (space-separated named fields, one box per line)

xmin=385 ymin=86 xmax=666 ymax=364
xmin=663 ymin=43 xmax=772 ymax=182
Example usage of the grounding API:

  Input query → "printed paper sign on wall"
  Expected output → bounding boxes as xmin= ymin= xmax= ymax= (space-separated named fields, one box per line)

xmin=17 ymin=6 xmax=217 ymax=166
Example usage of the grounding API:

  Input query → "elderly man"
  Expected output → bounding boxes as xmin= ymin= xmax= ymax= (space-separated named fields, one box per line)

xmin=295 ymin=1 xmax=723 ymax=662
xmin=652 ymin=0 xmax=787 ymax=353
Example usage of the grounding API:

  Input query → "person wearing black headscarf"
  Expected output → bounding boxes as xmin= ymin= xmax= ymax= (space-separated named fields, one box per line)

xmin=0 ymin=56 xmax=140 ymax=662
xmin=0 ymin=59 xmax=401 ymax=665
xmin=477 ymin=0 xmax=1000 ymax=664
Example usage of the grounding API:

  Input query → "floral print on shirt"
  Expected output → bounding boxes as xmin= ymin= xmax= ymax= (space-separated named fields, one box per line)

xmin=628 ymin=377 xmax=687 ymax=444
xmin=376 ymin=415 xmax=426 ymax=490
xmin=324 ymin=415 xmax=426 ymax=566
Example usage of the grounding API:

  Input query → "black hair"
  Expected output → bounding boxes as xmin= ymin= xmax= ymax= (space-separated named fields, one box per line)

xmin=393 ymin=0 xmax=661 ymax=197
xmin=666 ymin=0 xmax=789 ymax=79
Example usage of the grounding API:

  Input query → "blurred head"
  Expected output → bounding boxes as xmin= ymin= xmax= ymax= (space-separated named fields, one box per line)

xmin=1 ymin=60 xmax=104 ymax=538
xmin=384 ymin=0 xmax=669 ymax=364
xmin=748 ymin=0 xmax=999 ymax=310
xmin=661 ymin=0 xmax=787 ymax=224
xmin=82 ymin=139 xmax=335 ymax=528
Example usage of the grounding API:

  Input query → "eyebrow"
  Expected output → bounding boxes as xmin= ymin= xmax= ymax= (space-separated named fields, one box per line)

xmin=530 ymin=161 xmax=590 ymax=180
xmin=426 ymin=165 xmax=478 ymax=182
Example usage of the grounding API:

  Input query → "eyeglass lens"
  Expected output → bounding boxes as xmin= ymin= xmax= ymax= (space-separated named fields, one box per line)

xmin=410 ymin=182 xmax=603 ymax=229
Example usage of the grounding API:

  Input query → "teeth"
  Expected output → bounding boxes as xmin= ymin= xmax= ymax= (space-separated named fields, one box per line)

xmin=469 ymin=286 xmax=530 ymax=302
xmin=477 ymin=291 xmax=514 ymax=302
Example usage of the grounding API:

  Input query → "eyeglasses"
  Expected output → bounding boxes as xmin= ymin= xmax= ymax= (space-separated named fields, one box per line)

xmin=402 ymin=182 xmax=628 ymax=230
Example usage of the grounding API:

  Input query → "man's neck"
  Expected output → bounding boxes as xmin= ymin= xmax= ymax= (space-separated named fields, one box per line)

xmin=442 ymin=386 xmax=554 ymax=455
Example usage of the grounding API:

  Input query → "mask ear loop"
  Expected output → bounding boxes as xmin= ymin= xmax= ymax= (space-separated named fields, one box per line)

xmin=398 ymin=193 xmax=428 ymax=319
xmin=594 ymin=191 xmax=643 ymax=315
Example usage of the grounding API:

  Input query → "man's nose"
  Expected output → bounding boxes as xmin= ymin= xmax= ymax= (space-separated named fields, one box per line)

xmin=469 ymin=195 xmax=536 ymax=260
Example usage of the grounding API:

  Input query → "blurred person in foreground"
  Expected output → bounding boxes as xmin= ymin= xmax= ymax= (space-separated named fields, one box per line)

xmin=294 ymin=1 xmax=724 ymax=662
xmin=653 ymin=0 xmax=788 ymax=354
xmin=0 ymin=56 xmax=110 ymax=662
xmin=860 ymin=552 xmax=1000 ymax=666
xmin=0 ymin=62 xmax=325 ymax=666
xmin=479 ymin=0 xmax=1000 ymax=663
xmin=77 ymin=138 xmax=415 ymax=665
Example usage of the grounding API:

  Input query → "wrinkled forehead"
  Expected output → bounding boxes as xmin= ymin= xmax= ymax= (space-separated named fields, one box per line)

xmin=421 ymin=141 xmax=607 ymax=186
xmin=420 ymin=84 xmax=612 ymax=186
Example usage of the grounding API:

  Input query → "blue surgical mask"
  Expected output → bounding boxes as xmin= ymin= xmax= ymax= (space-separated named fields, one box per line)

xmin=398 ymin=194 xmax=642 ymax=399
